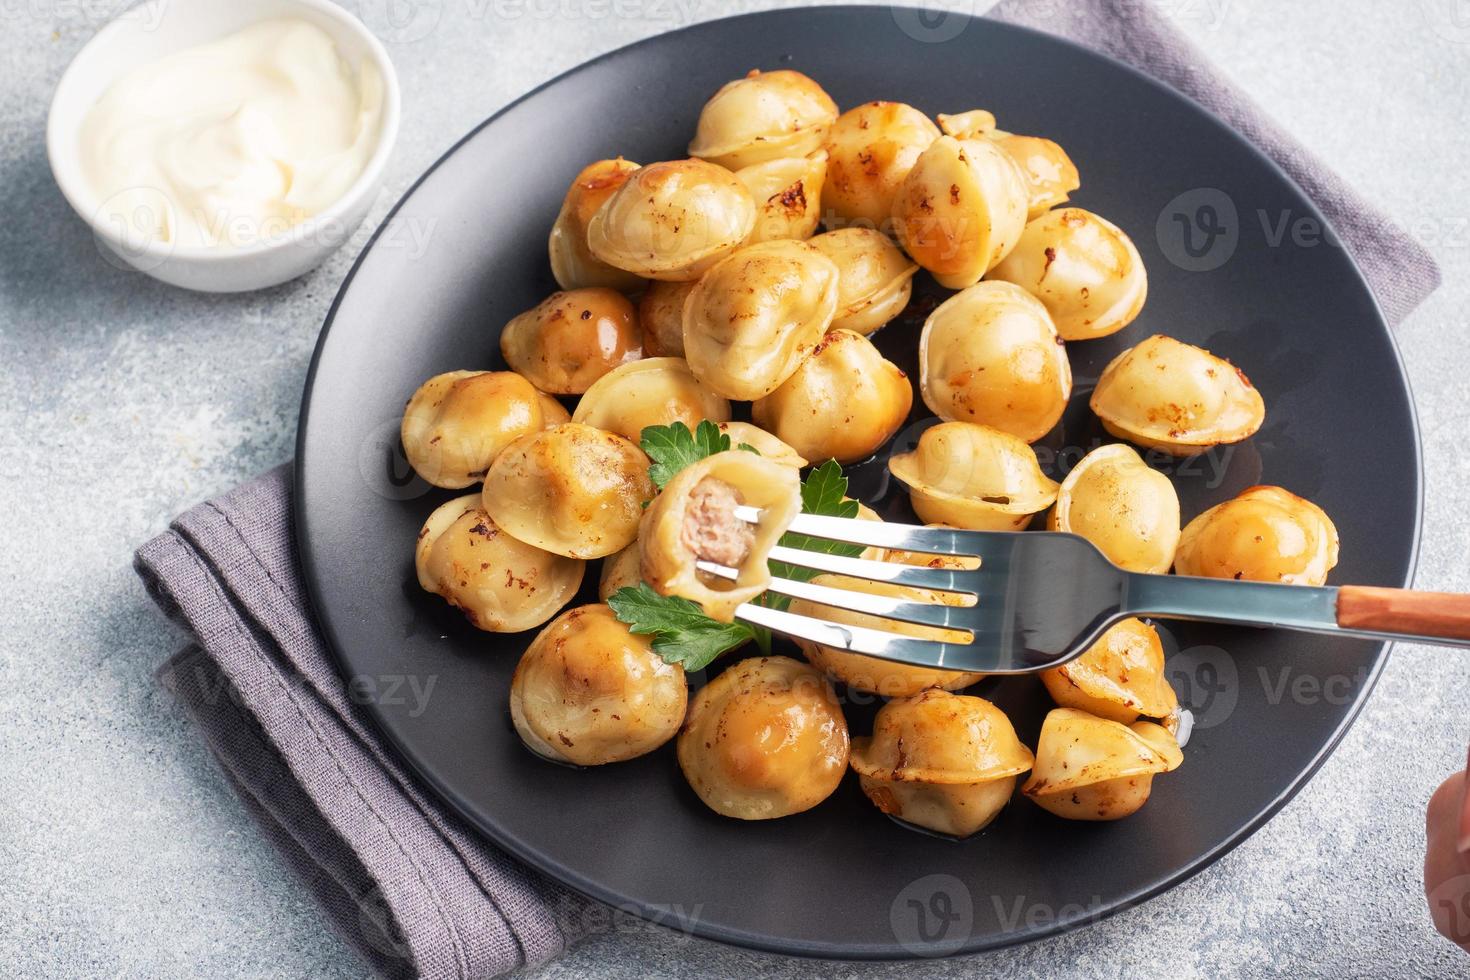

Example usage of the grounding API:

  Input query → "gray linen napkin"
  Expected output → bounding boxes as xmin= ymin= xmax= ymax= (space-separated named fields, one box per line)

xmin=134 ymin=5 xmax=1442 ymax=979
xmin=990 ymin=0 xmax=1439 ymax=325
xmin=136 ymin=465 xmax=585 ymax=979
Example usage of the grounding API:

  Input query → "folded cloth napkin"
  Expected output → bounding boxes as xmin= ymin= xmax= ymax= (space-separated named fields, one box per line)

xmin=134 ymin=4 xmax=1441 ymax=979
xmin=990 ymin=0 xmax=1439 ymax=324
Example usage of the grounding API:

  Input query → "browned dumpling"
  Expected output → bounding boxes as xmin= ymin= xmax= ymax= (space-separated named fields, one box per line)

xmin=401 ymin=370 xmax=546 ymax=489
xmin=682 ymin=239 xmax=839 ymax=400
xmin=822 ymin=101 xmax=940 ymax=227
xmin=1022 ymin=708 xmax=1182 ymax=820
xmin=892 ymin=135 xmax=1029 ymax=289
xmin=736 ymin=152 xmax=827 ymax=244
xmin=918 ymin=280 xmax=1071 ymax=443
xmin=639 ymin=451 xmax=801 ymax=622
xmin=807 ymin=228 xmax=919 ymax=336
xmin=587 ymin=159 xmax=756 ymax=281
xmin=1090 ymin=335 xmax=1265 ymax=456
xmin=510 ymin=604 xmax=687 ymax=766
xmin=788 ymin=566 xmax=983 ymax=697
xmin=637 ymin=279 xmax=696 ymax=358
xmin=547 ymin=158 xmax=643 ymax=292
xmin=713 ymin=421 xmax=807 ymax=468
xmin=678 ymin=656 xmax=849 ymax=819
xmin=888 ymin=422 xmax=1059 ymax=530
xmin=571 ymin=357 xmax=731 ymax=443
xmin=598 ymin=540 xmax=642 ymax=601
xmin=988 ymin=208 xmax=1147 ymax=341
xmin=1175 ymin=485 xmax=1340 ymax=585
xmin=1048 ymin=444 xmax=1180 ymax=574
xmin=936 ymin=111 xmax=1080 ymax=219
xmin=500 ymin=288 xmax=642 ymax=395
xmin=1040 ymin=618 xmax=1179 ymax=728
xmin=850 ymin=690 xmax=1033 ymax=837
xmin=415 ymin=494 xmax=584 ymax=632
xmin=752 ymin=329 xmax=912 ymax=464
xmin=534 ymin=390 xmax=571 ymax=428
xmin=688 ymin=69 xmax=838 ymax=171
xmin=482 ymin=422 xmax=654 ymax=559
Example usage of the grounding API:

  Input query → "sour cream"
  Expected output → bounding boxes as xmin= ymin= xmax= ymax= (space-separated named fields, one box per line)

xmin=78 ymin=18 xmax=384 ymax=250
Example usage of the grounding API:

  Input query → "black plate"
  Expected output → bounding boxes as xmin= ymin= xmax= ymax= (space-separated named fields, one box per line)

xmin=296 ymin=7 xmax=1421 ymax=958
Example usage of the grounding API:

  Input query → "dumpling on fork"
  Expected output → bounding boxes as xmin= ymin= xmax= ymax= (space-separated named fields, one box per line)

xmin=639 ymin=451 xmax=801 ymax=621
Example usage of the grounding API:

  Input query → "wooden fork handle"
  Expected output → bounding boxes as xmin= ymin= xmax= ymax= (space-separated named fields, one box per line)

xmin=1336 ymin=586 xmax=1470 ymax=642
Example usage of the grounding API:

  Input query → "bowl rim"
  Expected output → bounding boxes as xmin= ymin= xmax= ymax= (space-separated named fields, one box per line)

xmin=44 ymin=0 xmax=402 ymax=265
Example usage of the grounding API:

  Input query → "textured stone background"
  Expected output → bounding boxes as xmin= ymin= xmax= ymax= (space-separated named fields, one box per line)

xmin=3 ymin=0 xmax=1469 ymax=976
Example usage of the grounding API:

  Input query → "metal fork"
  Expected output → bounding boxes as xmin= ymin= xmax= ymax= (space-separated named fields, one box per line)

xmin=697 ymin=509 xmax=1470 ymax=674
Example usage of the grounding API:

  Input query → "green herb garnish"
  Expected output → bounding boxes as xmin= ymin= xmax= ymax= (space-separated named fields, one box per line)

xmin=608 ymin=583 xmax=760 ymax=672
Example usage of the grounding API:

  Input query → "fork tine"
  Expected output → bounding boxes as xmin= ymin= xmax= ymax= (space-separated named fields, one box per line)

xmin=734 ymin=601 xmax=966 ymax=665
xmin=695 ymin=561 xmax=974 ymax=631
xmin=737 ymin=601 xmax=1036 ymax=675
xmin=765 ymin=545 xmax=979 ymax=593
xmin=736 ymin=506 xmax=985 ymax=557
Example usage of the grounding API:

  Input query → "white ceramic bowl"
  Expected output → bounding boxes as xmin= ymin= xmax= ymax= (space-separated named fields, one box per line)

xmin=47 ymin=0 xmax=401 ymax=293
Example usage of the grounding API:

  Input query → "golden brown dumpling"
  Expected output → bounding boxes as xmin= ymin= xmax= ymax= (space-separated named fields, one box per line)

xmin=510 ymin=604 xmax=687 ymax=765
xmin=850 ymin=690 xmax=1033 ymax=837
xmin=1090 ymin=334 xmax=1266 ymax=456
xmin=918 ymin=281 xmax=1071 ymax=443
xmin=822 ymin=101 xmax=940 ymax=228
xmin=788 ymin=569 xmax=983 ymax=697
xmin=482 ymin=423 xmax=654 ymax=559
xmin=682 ymin=240 xmax=839 ymax=400
xmin=688 ymin=69 xmax=838 ymax=171
xmin=637 ymin=280 xmax=695 ymax=358
xmin=415 ymin=494 xmax=584 ymax=632
xmin=936 ymin=111 xmax=1079 ymax=219
xmin=891 ymin=135 xmax=1029 ymax=289
xmin=639 ymin=451 xmax=801 ymax=622
xmin=1175 ymin=485 xmax=1339 ymax=585
xmin=1048 ymin=444 xmax=1180 ymax=574
xmin=678 ymin=656 xmax=849 ymax=819
xmin=1022 ymin=708 xmax=1182 ymax=821
xmin=500 ymin=288 xmax=642 ymax=395
xmin=598 ymin=541 xmax=642 ymax=601
xmin=807 ymin=228 xmax=918 ymax=336
xmin=992 ymin=133 xmax=1080 ymax=219
xmin=534 ymin=390 xmax=571 ymax=428
xmin=571 ymin=357 xmax=731 ymax=443
xmin=753 ymin=329 xmax=912 ymax=464
xmin=988 ymin=208 xmax=1146 ymax=341
xmin=1040 ymin=618 xmax=1179 ymax=727
xmin=736 ymin=152 xmax=827 ymax=244
xmin=401 ymin=371 xmax=546 ymax=489
xmin=587 ymin=159 xmax=756 ymax=281
xmin=547 ymin=158 xmax=643 ymax=292
xmin=888 ymin=422 xmax=1059 ymax=530
xmin=713 ymin=421 xmax=808 ymax=468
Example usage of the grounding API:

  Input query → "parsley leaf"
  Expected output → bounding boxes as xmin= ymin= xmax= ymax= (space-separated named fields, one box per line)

xmin=641 ymin=420 xmax=732 ymax=489
xmin=763 ymin=459 xmax=866 ymax=610
xmin=607 ymin=583 xmax=755 ymax=672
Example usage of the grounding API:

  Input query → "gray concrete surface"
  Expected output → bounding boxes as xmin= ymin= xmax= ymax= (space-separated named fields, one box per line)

xmin=2 ymin=0 xmax=1468 ymax=976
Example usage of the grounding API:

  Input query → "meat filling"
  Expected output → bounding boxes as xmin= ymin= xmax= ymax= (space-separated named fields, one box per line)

xmin=681 ymin=476 xmax=755 ymax=571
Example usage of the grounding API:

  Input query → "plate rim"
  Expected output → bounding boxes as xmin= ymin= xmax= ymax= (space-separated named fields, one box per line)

xmin=294 ymin=5 xmax=1425 ymax=959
